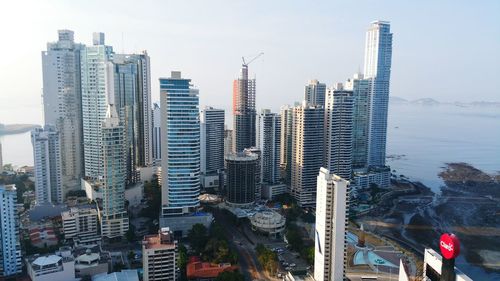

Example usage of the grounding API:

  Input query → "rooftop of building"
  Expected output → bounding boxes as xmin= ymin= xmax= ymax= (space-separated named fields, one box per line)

xmin=0 ymin=183 xmax=16 ymax=192
xmin=92 ymin=270 xmax=139 ymax=281
xmin=27 ymin=254 xmax=73 ymax=268
xmin=29 ymin=203 xmax=68 ymax=221
xmin=142 ymin=227 xmax=176 ymax=250
xmin=225 ymin=152 xmax=258 ymax=161
xmin=186 ymin=257 xmax=237 ymax=279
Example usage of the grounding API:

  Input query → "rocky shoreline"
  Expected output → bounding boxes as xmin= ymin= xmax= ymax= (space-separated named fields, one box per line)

xmin=357 ymin=162 xmax=500 ymax=279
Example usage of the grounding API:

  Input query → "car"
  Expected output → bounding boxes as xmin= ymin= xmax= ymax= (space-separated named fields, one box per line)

xmin=283 ymin=262 xmax=289 ymax=266
xmin=290 ymin=263 xmax=296 ymax=267
xmin=285 ymin=267 xmax=291 ymax=271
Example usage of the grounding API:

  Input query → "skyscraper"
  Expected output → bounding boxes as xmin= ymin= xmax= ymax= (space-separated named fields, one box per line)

xmin=304 ymin=79 xmax=327 ymax=107
xmin=258 ymin=109 xmax=281 ymax=185
xmin=345 ymin=74 xmax=370 ymax=170
xmin=364 ymin=21 xmax=393 ymax=167
xmin=225 ymin=152 xmax=258 ymax=207
xmin=232 ymin=63 xmax=256 ymax=152
xmin=99 ymin=105 xmax=129 ymax=239
xmin=160 ymin=72 xmax=200 ymax=216
xmin=113 ymin=52 xmax=152 ymax=172
xmin=324 ymin=84 xmax=354 ymax=180
xmin=31 ymin=125 xmax=63 ymax=205
xmin=244 ymin=147 xmax=262 ymax=201
xmin=0 ymin=184 xmax=22 ymax=277
xmin=152 ymin=103 xmax=162 ymax=164
xmin=200 ymin=107 xmax=225 ymax=188
xmin=279 ymin=105 xmax=293 ymax=184
xmin=290 ymin=103 xmax=324 ymax=207
xmin=80 ymin=32 xmax=114 ymax=180
xmin=314 ymin=168 xmax=349 ymax=281
xmin=42 ymin=30 xmax=84 ymax=195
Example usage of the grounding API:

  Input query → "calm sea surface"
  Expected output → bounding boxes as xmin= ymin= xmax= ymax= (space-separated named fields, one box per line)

xmin=387 ymin=103 xmax=500 ymax=193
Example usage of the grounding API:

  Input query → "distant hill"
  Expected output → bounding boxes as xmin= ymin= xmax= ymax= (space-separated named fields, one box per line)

xmin=389 ymin=97 xmax=500 ymax=107
xmin=0 ymin=123 xmax=40 ymax=136
xmin=410 ymin=98 xmax=440 ymax=106
xmin=389 ymin=96 xmax=409 ymax=104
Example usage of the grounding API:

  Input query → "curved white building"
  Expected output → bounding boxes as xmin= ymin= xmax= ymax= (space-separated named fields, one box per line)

xmin=250 ymin=210 xmax=286 ymax=237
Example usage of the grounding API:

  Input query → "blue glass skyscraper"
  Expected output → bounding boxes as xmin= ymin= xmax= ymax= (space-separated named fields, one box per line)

xmin=160 ymin=72 xmax=200 ymax=216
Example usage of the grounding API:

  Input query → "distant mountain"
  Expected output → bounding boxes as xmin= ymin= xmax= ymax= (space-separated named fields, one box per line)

xmin=389 ymin=96 xmax=409 ymax=104
xmin=0 ymin=123 xmax=40 ymax=136
xmin=410 ymin=98 xmax=440 ymax=106
xmin=389 ymin=97 xmax=500 ymax=107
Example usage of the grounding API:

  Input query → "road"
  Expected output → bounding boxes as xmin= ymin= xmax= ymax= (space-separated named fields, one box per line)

xmin=213 ymin=209 xmax=267 ymax=280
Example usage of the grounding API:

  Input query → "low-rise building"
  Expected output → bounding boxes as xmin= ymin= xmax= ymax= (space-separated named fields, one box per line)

xmin=28 ymin=221 xmax=58 ymax=248
xmin=186 ymin=256 xmax=237 ymax=280
xmin=261 ymin=183 xmax=287 ymax=200
xmin=26 ymin=254 xmax=78 ymax=281
xmin=250 ymin=210 xmax=286 ymax=237
xmin=74 ymin=249 xmax=109 ymax=278
xmin=352 ymin=166 xmax=390 ymax=189
xmin=92 ymin=269 xmax=139 ymax=281
xmin=62 ymin=206 xmax=100 ymax=246
xmin=142 ymin=228 xmax=177 ymax=281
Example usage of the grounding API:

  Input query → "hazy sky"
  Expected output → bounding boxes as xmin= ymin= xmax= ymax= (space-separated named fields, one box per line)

xmin=0 ymin=0 xmax=499 ymax=125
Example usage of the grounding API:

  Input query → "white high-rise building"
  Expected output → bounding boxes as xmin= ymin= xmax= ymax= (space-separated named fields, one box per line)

xmin=290 ymin=103 xmax=324 ymax=207
xmin=42 ymin=30 xmax=84 ymax=195
xmin=81 ymin=32 xmax=114 ymax=180
xmin=257 ymin=109 xmax=281 ymax=185
xmin=324 ymin=84 xmax=354 ymax=180
xmin=364 ymin=21 xmax=393 ymax=167
xmin=99 ymin=105 xmax=129 ymax=239
xmin=31 ymin=125 xmax=63 ymax=205
xmin=0 ymin=184 xmax=22 ymax=277
xmin=279 ymin=105 xmax=293 ymax=184
xmin=304 ymin=79 xmax=327 ymax=107
xmin=200 ymin=107 xmax=225 ymax=188
xmin=152 ymin=103 xmax=162 ymax=164
xmin=314 ymin=168 xmax=349 ymax=281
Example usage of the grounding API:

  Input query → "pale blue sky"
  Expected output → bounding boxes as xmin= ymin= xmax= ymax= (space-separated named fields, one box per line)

xmin=0 ymin=0 xmax=499 ymax=124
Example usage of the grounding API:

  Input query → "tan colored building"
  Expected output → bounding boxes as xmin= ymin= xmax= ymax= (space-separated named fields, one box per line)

xmin=142 ymin=228 xmax=177 ymax=281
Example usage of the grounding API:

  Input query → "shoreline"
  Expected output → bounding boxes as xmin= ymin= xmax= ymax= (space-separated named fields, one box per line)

xmin=356 ymin=162 xmax=500 ymax=279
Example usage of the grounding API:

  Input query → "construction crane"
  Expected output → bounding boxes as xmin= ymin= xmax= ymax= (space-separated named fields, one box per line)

xmin=242 ymin=52 xmax=264 ymax=67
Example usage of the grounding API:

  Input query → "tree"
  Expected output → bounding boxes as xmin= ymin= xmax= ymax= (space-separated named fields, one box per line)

xmin=187 ymin=223 xmax=208 ymax=254
xmin=178 ymin=244 xmax=188 ymax=281
xmin=215 ymin=271 xmax=244 ymax=281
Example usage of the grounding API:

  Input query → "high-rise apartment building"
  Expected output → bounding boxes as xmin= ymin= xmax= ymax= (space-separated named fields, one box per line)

xmin=152 ymin=103 xmax=161 ymax=164
xmin=258 ymin=110 xmax=281 ymax=185
xmin=99 ymin=105 xmax=129 ymax=239
xmin=113 ymin=52 xmax=152 ymax=181
xmin=345 ymin=74 xmax=370 ymax=170
xmin=243 ymin=147 xmax=262 ymax=201
xmin=81 ymin=32 xmax=114 ymax=180
xmin=224 ymin=129 xmax=233 ymax=158
xmin=42 ymin=30 xmax=84 ymax=195
xmin=142 ymin=228 xmax=177 ymax=281
xmin=31 ymin=125 xmax=63 ymax=205
xmin=225 ymin=152 xmax=258 ymax=207
xmin=290 ymin=103 xmax=324 ymax=207
xmin=324 ymin=84 xmax=354 ymax=180
xmin=232 ymin=63 xmax=256 ymax=152
xmin=314 ymin=168 xmax=349 ymax=281
xmin=200 ymin=107 xmax=225 ymax=188
xmin=0 ymin=184 xmax=22 ymax=277
xmin=304 ymin=79 xmax=327 ymax=107
xmin=160 ymin=72 xmax=200 ymax=216
xmin=364 ymin=21 xmax=393 ymax=167
xmin=279 ymin=105 xmax=293 ymax=184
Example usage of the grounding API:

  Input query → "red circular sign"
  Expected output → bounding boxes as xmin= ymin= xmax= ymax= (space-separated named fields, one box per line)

xmin=439 ymin=233 xmax=460 ymax=259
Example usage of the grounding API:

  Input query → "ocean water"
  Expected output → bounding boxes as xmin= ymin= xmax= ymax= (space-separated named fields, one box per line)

xmin=387 ymin=103 xmax=500 ymax=193
xmin=0 ymin=131 xmax=33 ymax=168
